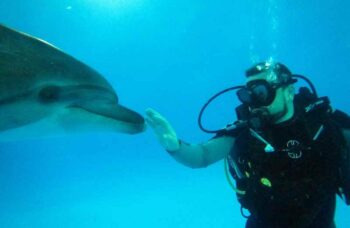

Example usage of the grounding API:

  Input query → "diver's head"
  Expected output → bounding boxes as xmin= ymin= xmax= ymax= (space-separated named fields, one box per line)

xmin=237 ymin=61 xmax=297 ymax=124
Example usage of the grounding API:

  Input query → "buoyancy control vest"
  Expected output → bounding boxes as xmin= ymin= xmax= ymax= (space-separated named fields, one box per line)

xmin=224 ymin=89 xmax=350 ymax=220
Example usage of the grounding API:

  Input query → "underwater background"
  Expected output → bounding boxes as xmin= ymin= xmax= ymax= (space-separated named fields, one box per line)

xmin=0 ymin=0 xmax=350 ymax=227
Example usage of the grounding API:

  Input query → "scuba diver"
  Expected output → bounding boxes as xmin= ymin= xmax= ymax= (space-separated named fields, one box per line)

xmin=146 ymin=61 xmax=350 ymax=227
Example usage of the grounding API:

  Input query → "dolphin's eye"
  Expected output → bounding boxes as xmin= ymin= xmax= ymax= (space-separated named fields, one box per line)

xmin=38 ymin=85 xmax=61 ymax=103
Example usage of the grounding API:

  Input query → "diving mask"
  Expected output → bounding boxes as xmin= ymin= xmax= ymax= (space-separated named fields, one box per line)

xmin=237 ymin=80 xmax=284 ymax=107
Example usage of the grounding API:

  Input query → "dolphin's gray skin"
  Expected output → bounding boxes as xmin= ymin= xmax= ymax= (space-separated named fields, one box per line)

xmin=0 ymin=24 xmax=145 ymax=140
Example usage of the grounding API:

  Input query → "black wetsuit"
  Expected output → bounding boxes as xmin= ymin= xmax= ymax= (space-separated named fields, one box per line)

xmin=223 ymin=102 xmax=350 ymax=227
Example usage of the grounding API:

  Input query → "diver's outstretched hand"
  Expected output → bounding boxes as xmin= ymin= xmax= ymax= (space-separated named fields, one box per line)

xmin=145 ymin=108 xmax=180 ymax=151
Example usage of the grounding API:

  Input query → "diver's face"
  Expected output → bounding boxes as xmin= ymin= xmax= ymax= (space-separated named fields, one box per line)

xmin=244 ymin=72 xmax=293 ymax=118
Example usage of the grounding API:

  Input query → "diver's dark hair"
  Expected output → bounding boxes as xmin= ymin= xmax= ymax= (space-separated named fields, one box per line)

xmin=245 ymin=62 xmax=295 ymax=85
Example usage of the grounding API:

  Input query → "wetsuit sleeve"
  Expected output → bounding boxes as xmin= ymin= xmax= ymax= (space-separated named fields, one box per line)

xmin=168 ymin=136 xmax=235 ymax=168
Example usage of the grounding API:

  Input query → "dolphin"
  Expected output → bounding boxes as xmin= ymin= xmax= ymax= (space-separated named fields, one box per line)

xmin=0 ymin=24 xmax=145 ymax=141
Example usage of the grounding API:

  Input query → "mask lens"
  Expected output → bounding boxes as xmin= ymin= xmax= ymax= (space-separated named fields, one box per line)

xmin=250 ymin=83 xmax=270 ymax=104
xmin=239 ymin=80 xmax=276 ymax=107
xmin=237 ymin=88 xmax=253 ymax=104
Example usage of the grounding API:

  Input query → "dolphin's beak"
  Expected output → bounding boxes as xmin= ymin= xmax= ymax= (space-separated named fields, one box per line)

xmin=68 ymin=102 xmax=146 ymax=134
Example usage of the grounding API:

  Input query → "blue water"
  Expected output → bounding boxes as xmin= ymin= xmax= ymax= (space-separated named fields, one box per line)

xmin=1 ymin=0 xmax=350 ymax=227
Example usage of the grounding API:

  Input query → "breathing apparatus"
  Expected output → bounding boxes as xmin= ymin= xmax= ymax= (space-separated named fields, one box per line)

xmin=197 ymin=62 xmax=319 ymax=134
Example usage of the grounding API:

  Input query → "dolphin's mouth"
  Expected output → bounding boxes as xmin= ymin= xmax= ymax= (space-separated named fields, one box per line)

xmin=39 ymin=84 xmax=145 ymax=134
xmin=64 ymin=102 xmax=145 ymax=134
xmin=0 ymin=84 xmax=145 ymax=135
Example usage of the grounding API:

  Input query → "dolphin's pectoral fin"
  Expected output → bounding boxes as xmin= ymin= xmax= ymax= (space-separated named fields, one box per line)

xmin=67 ymin=102 xmax=145 ymax=134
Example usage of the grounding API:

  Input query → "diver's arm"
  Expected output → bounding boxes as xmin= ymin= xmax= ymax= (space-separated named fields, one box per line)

xmin=168 ymin=136 xmax=234 ymax=168
xmin=145 ymin=108 xmax=234 ymax=168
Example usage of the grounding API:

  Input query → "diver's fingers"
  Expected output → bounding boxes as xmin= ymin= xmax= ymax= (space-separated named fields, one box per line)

xmin=145 ymin=108 xmax=163 ymax=119
xmin=145 ymin=108 xmax=179 ymax=151
xmin=145 ymin=114 xmax=162 ymax=129
xmin=145 ymin=116 xmax=157 ymax=129
xmin=145 ymin=108 xmax=168 ymax=127
xmin=145 ymin=116 xmax=169 ymax=133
